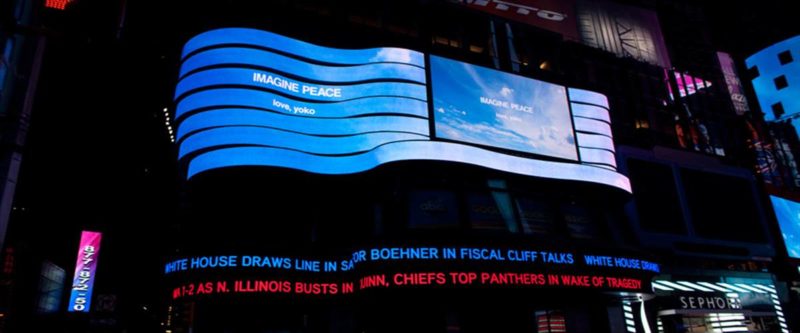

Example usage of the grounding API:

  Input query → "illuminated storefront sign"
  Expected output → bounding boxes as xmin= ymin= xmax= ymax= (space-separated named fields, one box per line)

xmin=669 ymin=71 xmax=712 ymax=99
xmin=662 ymin=293 xmax=743 ymax=311
xmin=651 ymin=279 xmax=788 ymax=333
xmin=175 ymin=28 xmax=630 ymax=192
xmin=163 ymin=245 xmax=659 ymax=298
xmin=67 ymin=231 xmax=102 ymax=312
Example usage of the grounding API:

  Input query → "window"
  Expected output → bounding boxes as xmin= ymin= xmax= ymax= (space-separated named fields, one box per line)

xmin=681 ymin=169 xmax=765 ymax=242
xmin=627 ymin=159 xmax=687 ymax=234
xmin=467 ymin=192 xmax=516 ymax=232
xmin=516 ymin=197 xmax=555 ymax=235
xmin=774 ymin=74 xmax=788 ymax=90
xmin=408 ymin=190 xmax=459 ymax=228
xmin=561 ymin=202 xmax=598 ymax=239
xmin=772 ymin=102 xmax=785 ymax=119
xmin=506 ymin=22 xmax=560 ymax=75
xmin=746 ymin=65 xmax=760 ymax=79
xmin=535 ymin=310 xmax=566 ymax=333
xmin=36 ymin=261 xmax=66 ymax=314
xmin=778 ymin=50 xmax=793 ymax=65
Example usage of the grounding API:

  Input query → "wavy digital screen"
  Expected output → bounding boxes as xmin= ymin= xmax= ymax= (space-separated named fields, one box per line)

xmin=769 ymin=195 xmax=800 ymax=259
xmin=175 ymin=28 xmax=631 ymax=193
xmin=431 ymin=55 xmax=577 ymax=161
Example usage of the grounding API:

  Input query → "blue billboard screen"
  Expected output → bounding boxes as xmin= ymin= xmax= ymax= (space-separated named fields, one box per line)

xmin=770 ymin=195 xmax=800 ymax=259
xmin=175 ymin=28 xmax=631 ymax=193
xmin=430 ymin=56 xmax=578 ymax=161
xmin=746 ymin=36 xmax=800 ymax=122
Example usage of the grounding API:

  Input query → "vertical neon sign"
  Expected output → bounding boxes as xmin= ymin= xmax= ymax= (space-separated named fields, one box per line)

xmin=67 ymin=231 xmax=102 ymax=312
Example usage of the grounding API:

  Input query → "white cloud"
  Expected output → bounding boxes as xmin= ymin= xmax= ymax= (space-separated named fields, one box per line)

xmin=500 ymin=86 xmax=514 ymax=97
xmin=370 ymin=48 xmax=414 ymax=64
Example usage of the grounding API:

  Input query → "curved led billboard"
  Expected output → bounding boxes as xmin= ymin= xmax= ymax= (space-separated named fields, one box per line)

xmin=176 ymin=28 xmax=631 ymax=193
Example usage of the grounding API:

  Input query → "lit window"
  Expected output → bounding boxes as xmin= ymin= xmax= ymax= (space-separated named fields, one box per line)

xmin=45 ymin=0 xmax=72 ymax=10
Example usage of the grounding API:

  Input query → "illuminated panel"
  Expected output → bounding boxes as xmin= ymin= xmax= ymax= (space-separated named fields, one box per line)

xmin=430 ymin=55 xmax=578 ymax=161
xmin=746 ymin=36 xmax=800 ymax=121
xmin=769 ymin=195 xmax=800 ymax=259
xmin=717 ymin=52 xmax=750 ymax=116
xmin=177 ymin=28 xmax=631 ymax=193
xmin=188 ymin=142 xmax=632 ymax=191
xmin=571 ymin=104 xmax=611 ymax=123
xmin=672 ymin=71 xmax=712 ymax=98
xmin=45 ymin=0 xmax=71 ymax=10
xmin=576 ymin=133 xmax=614 ymax=152
xmin=176 ymin=27 xmax=429 ymax=172
xmin=573 ymin=117 xmax=612 ymax=138
xmin=578 ymin=148 xmax=616 ymax=168
xmin=67 ymin=231 xmax=102 ymax=312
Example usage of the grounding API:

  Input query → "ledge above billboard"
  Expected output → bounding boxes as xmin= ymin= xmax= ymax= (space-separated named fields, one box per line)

xmin=175 ymin=28 xmax=631 ymax=193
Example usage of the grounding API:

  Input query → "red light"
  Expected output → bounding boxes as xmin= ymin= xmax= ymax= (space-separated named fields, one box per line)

xmin=45 ymin=0 xmax=72 ymax=10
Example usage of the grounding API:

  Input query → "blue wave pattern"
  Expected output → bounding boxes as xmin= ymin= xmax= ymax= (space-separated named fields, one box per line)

xmin=181 ymin=28 xmax=426 ymax=67
xmin=175 ymin=67 xmax=426 ymax=102
xmin=179 ymin=127 xmax=428 ymax=159
xmin=180 ymin=48 xmax=427 ymax=83
xmin=176 ymin=28 xmax=631 ymax=193
xmin=187 ymin=143 xmax=632 ymax=192
xmin=176 ymin=88 xmax=429 ymax=120
xmin=177 ymin=109 xmax=430 ymax=141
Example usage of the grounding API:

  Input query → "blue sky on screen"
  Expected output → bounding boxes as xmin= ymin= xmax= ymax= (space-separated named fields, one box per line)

xmin=770 ymin=195 xmax=800 ymax=259
xmin=430 ymin=56 xmax=577 ymax=161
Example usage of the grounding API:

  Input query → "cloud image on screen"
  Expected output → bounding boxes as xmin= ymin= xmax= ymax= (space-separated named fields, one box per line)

xmin=430 ymin=56 xmax=578 ymax=161
xmin=770 ymin=195 xmax=800 ymax=259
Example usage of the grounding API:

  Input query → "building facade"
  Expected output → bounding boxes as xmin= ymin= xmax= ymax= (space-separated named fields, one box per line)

xmin=162 ymin=1 xmax=799 ymax=333
xmin=0 ymin=1 xmax=798 ymax=333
